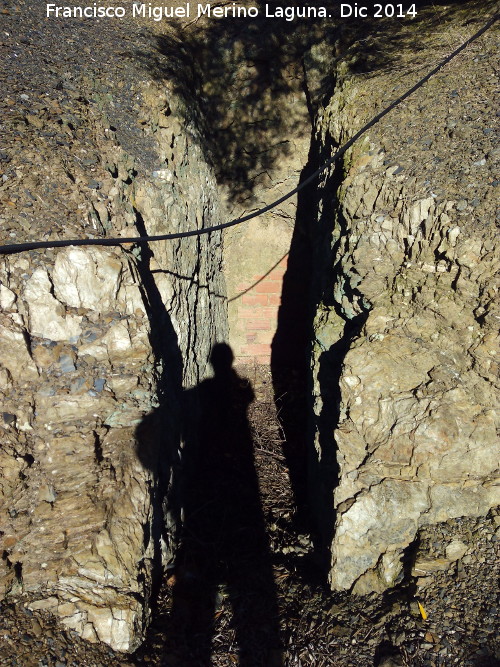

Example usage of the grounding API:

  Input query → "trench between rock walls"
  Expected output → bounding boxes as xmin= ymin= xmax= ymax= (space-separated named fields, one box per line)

xmin=142 ymin=14 xmax=324 ymax=624
xmin=1 ymin=0 xmax=498 ymax=654
xmin=119 ymin=14 xmax=346 ymax=650
xmin=180 ymin=12 xmax=386 ymax=572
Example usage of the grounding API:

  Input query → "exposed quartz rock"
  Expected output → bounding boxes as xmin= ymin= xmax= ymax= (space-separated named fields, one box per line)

xmin=24 ymin=268 xmax=83 ymax=342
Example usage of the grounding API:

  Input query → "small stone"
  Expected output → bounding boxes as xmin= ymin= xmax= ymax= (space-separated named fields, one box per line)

xmin=31 ymin=619 xmax=43 ymax=637
xmin=151 ymin=169 xmax=172 ymax=181
xmin=59 ymin=354 xmax=76 ymax=374
xmin=445 ymin=540 xmax=467 ymax=562
xmin=416 ymin=576 xmax=434 ymax=588
xmin=70 ymin=378 xmax=88 ymax=393
xmin=412 ymin=558 xmax=452 ymax=575
xmin=330 ymin=624 xmax=351 ymax=637
xmin=93 ymin=378 xmax=105 ymax=392
xmin=38 ymin=484 xmax=57 ymax=503
xmin=2 ymin=412 xmax=16 ymax=425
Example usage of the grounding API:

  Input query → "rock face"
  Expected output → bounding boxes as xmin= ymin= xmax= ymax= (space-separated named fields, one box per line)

xmin=0 ymin=12 xmax=226 ymax=651
xmin=309 ymin=14 xmax=499 ymax=594
xmin=1 ymin=0 xmax=498 ymax=651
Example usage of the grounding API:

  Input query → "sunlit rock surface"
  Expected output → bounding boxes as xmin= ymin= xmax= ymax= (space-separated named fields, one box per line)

xmin=0 ymin=15 xmax=226 ymax=651
xmin=310 ymin=21 xmax=499 ymax=594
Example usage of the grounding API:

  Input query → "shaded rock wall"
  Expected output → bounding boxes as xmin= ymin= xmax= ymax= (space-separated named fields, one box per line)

xmin=0 ymin=18 xmax=226 ymax=651
xmin=309 ymin=15 xmax=499 ymax=594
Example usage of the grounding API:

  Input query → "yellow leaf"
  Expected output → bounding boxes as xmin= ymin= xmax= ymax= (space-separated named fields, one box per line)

xmin=418 ymin=601 xmax=428 ymax=620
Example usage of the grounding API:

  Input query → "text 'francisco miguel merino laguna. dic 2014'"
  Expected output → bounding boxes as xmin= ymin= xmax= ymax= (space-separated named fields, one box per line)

xmin=46 ymin=2 xmax=418 ymax=21
xmin=46 ymin=3 xmax=329 ymax=20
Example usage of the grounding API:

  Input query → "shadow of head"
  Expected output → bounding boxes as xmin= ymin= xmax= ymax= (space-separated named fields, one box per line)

xmin=209 ymin=342 xmax=234 ymax=376
xmin=134 ymin=409 xmax=164 ymax=473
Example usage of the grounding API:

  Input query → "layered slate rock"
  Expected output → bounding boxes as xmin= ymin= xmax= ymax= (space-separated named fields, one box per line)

xmin=309 ymin=10 xmax=499 ymax=593
xmin=0 ymin=5 xmax=226 ymax=651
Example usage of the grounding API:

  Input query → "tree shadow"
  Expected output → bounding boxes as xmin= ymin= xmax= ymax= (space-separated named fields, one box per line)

xmin=133 ymin=214 xmax=184 ymax=609
xmin=127 ymin=0 xmax=478 ymax=203
xmin=129 ymin=3 xmax=333 ymax=203
xmin=170 ymin=343 xmax=283 ymax=665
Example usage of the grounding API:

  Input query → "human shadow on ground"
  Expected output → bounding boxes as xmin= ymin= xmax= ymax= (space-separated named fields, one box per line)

xmin=170 ymin=343 xmax=283 ymax=665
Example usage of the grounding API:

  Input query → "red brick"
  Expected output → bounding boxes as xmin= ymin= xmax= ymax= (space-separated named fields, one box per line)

xmin=246 ymin=319 xmax=271 ymax=331
xmin=255 ymin=280 xmax=282 ymax=294
xmin=235 ymin=356 xmax=253 ymax=365
xmin=256 ymin=355 xmax=271 ymax=364
xmin=260 ymin=307 xmax=279 ymax=319
xmin=239 ymin=306 xmax=277 ymax=320
xmin=241 ymin=293 xmax=268 ymax=306
xmin=238 ymin=308 xmax=257 ymax=318
xmin=253 ymin=329 xmax=276 ymax=343
xmin=239 ymin=308 xmax=270 ymax=319
xmin=246 ymin=333 xmax=257 ymax=343
xmin=268 ymin=294 xmax=282 ymax=306
xmin=240 ymin=343 xmax=271 ymax=355
xmin=251 ymin=268 xmax=285 ymax=283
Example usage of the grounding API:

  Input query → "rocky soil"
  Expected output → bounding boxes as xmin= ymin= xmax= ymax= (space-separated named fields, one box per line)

xmin=0 ymin=369 xmax=498 ymax=666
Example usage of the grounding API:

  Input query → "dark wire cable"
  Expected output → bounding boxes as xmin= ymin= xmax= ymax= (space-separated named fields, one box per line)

xmin=0 ymin=10 xmax=497 ymax=256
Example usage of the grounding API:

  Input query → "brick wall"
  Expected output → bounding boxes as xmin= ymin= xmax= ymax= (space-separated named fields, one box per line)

xmin=230 ymin=255 xmax=288 ymax=365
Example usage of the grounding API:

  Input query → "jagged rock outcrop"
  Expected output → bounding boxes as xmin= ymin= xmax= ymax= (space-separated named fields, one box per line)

xmin=0 ymin=13 xmax=226 ymax=651
xmin=309 ymin=13 xmax=499 ymax=594
xmin=1 ymin=0 xmax=498 ymax=652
